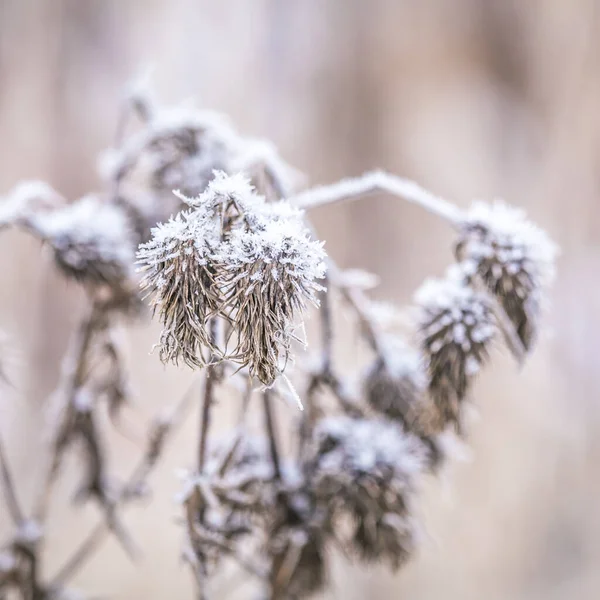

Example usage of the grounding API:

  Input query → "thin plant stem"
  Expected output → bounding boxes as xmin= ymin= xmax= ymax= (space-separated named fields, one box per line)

xmin=289 ymin=170 xmax=464 ymax=225
xmin=34 ymin=301 xmax=104 ymax=523
xmin=198 ymin=320 xmax=220 ymax=474
xmin=263 ymin=390 xmax=281 ymax=480
xmin=48 ymin=376 xmax=199 ymax=588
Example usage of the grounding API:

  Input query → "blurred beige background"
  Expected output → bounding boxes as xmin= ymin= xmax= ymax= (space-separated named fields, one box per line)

xmin=0 ymin=0 xmax=599 ymax=598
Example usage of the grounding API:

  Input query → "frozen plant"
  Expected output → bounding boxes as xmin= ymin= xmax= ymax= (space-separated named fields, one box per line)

xmin=0 ymin=83 xmax=557 ymax=600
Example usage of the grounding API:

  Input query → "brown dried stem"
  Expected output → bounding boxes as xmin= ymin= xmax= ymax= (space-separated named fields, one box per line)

xmin=33 ymin=300 xmax=106 ymax=524
xmin=263 ymin=390 xmax=281 ymax=481
xmin=48 ymin=376 xmax=199 ymax=588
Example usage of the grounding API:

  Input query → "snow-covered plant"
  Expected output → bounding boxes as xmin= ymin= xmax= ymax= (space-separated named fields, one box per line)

xmin=0 ymin=84 xmax=557 ymax=600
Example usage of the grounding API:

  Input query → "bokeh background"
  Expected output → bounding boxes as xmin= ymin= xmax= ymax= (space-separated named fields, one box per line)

xmin=0 ymin=0 xmax=599 ymax=598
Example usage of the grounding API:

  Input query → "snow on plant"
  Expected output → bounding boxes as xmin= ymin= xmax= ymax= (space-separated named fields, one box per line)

xmin=0 ymin=83 xmax=557 ymax=600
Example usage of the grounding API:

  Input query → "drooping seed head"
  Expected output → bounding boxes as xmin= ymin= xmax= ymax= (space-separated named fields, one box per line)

xmin=456 ymin=200 xmax=557 ymax=352
xmin=218 ymin=213 xmax=327 ymax=385
xmin=363 ymin=335 xmax=428 ymax=428
xmin=415 ymin=269 xmax=497 ymax=429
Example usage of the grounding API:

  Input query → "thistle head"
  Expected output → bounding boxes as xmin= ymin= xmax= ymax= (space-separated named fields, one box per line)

xmin=456 ymin=201 xmax=557 ymax=352
xmin=218 ymin=210 xmax=326 ymax=385
xmin=363 ymin=335 xmax=430 ymax=431
xmin=415 ymin=268 xmax=497 ymax=429
xmin=137 ymin=208 xmax=220 ymax=368
xmin=309 ymin=416 xmax=427 ymax=568
xmin=30 ymin=196 xmax=136 ymax=294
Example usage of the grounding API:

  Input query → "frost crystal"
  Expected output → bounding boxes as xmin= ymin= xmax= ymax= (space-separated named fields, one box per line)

xmin=415 ymin=269 xmax=496 ymax=429
xmin=457 ymin=200 xmax=558 ymax=351
xmin=31 ymin=196 xmax=135 ymax=288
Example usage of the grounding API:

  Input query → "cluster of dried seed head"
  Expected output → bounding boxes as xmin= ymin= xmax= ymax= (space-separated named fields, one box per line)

xmin=456 ymin=201 xmax=557 ymax=351
xmin=219 ymin=213 xmax=326 ymax=384
xmin=137 ymin=172 xmax=326 ymax=383
xmin=415 ymin=267 xmax=497 ymax=430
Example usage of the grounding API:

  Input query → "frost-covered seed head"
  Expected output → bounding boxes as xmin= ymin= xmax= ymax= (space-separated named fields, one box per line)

xmin=456 ymin=201 xmax=557 ymax=352
xmin=363 ymin=335 xmax=431 ymax=432
xmin=218 ymin=214 xmax=326 ymax=385
xmin=30 ymin=196 xmax=136 ymax=289
xmin=415 ymin=269 xmax=497 ymax=429
xmin=137 ymin=209 xmax=220 ymax=368
xmin=309 ymin=416 xmax=427 ymax=567
xmin=112 ymin=107 xmax=238 ymax=199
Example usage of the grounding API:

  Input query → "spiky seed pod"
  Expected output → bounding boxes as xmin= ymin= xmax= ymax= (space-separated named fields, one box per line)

xmin=309 ymin=416 xmax=427 ymax=568
xmin=456 ymin=201 xmax=557 ymax=352
xmin=137 ymin=209 xmax=221 ymax=368
xmin=105 ymin=108 xmax=238 ymax=199
xmin=415 ymin=270 xmax=497 ymax=430
xmin=363 ymin=335 xmax=431 ymax=431
xmin=30 ymin=196 xmax=136 ymax=290
xmin=218 ymin=215 xmax=326 ymax=385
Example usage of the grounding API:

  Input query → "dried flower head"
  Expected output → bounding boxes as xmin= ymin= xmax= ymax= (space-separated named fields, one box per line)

xmin=137 ymin=208 xmax=221 ymax=368
xmin=363 ymin=335 xmax=430 ymax=430
xmin=110 ymin=107 xmax=238 ymax=198
xmin=219 ymin=212 xmax=327 ymax=385
xmin=309 ymin=416 xmax=427 ymax=569
xmin=415 ymin=268 xmax=497 ymax=429
xmin=30 ymin=196 xmax=136 ymax=291
xmin=456 ymin=201 xmax=557 ymax=351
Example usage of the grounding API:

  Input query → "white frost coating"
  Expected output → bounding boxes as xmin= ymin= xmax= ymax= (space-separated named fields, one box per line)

xmin=289 ymin=170 xmax=463 ymax=224
xmin=218 ymin=212 xmax=327 ymax=300
xmin=30 ymin=196 xmax=135 ymax=275
xmin=377 ymin=334 xmax=427 ymax=389
xmin=137 ymin=209 xmax=216 ymax=278
xmin=464 ymin=200 xmax=558 ymax=289
xmin=336 ymin=268 xmax=380 ymax=291
xmin=181 ymin=170 xmax=262 ymax=212
xmin=415 ymin=269 xmax=496 ymax=348
xmin=0 ymin=180 xmax=63 ymax=225
xmin=229 ymin=137 xmax=301 ymax=198
xmin=315 ymin=416 xmax=427 ymax=479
